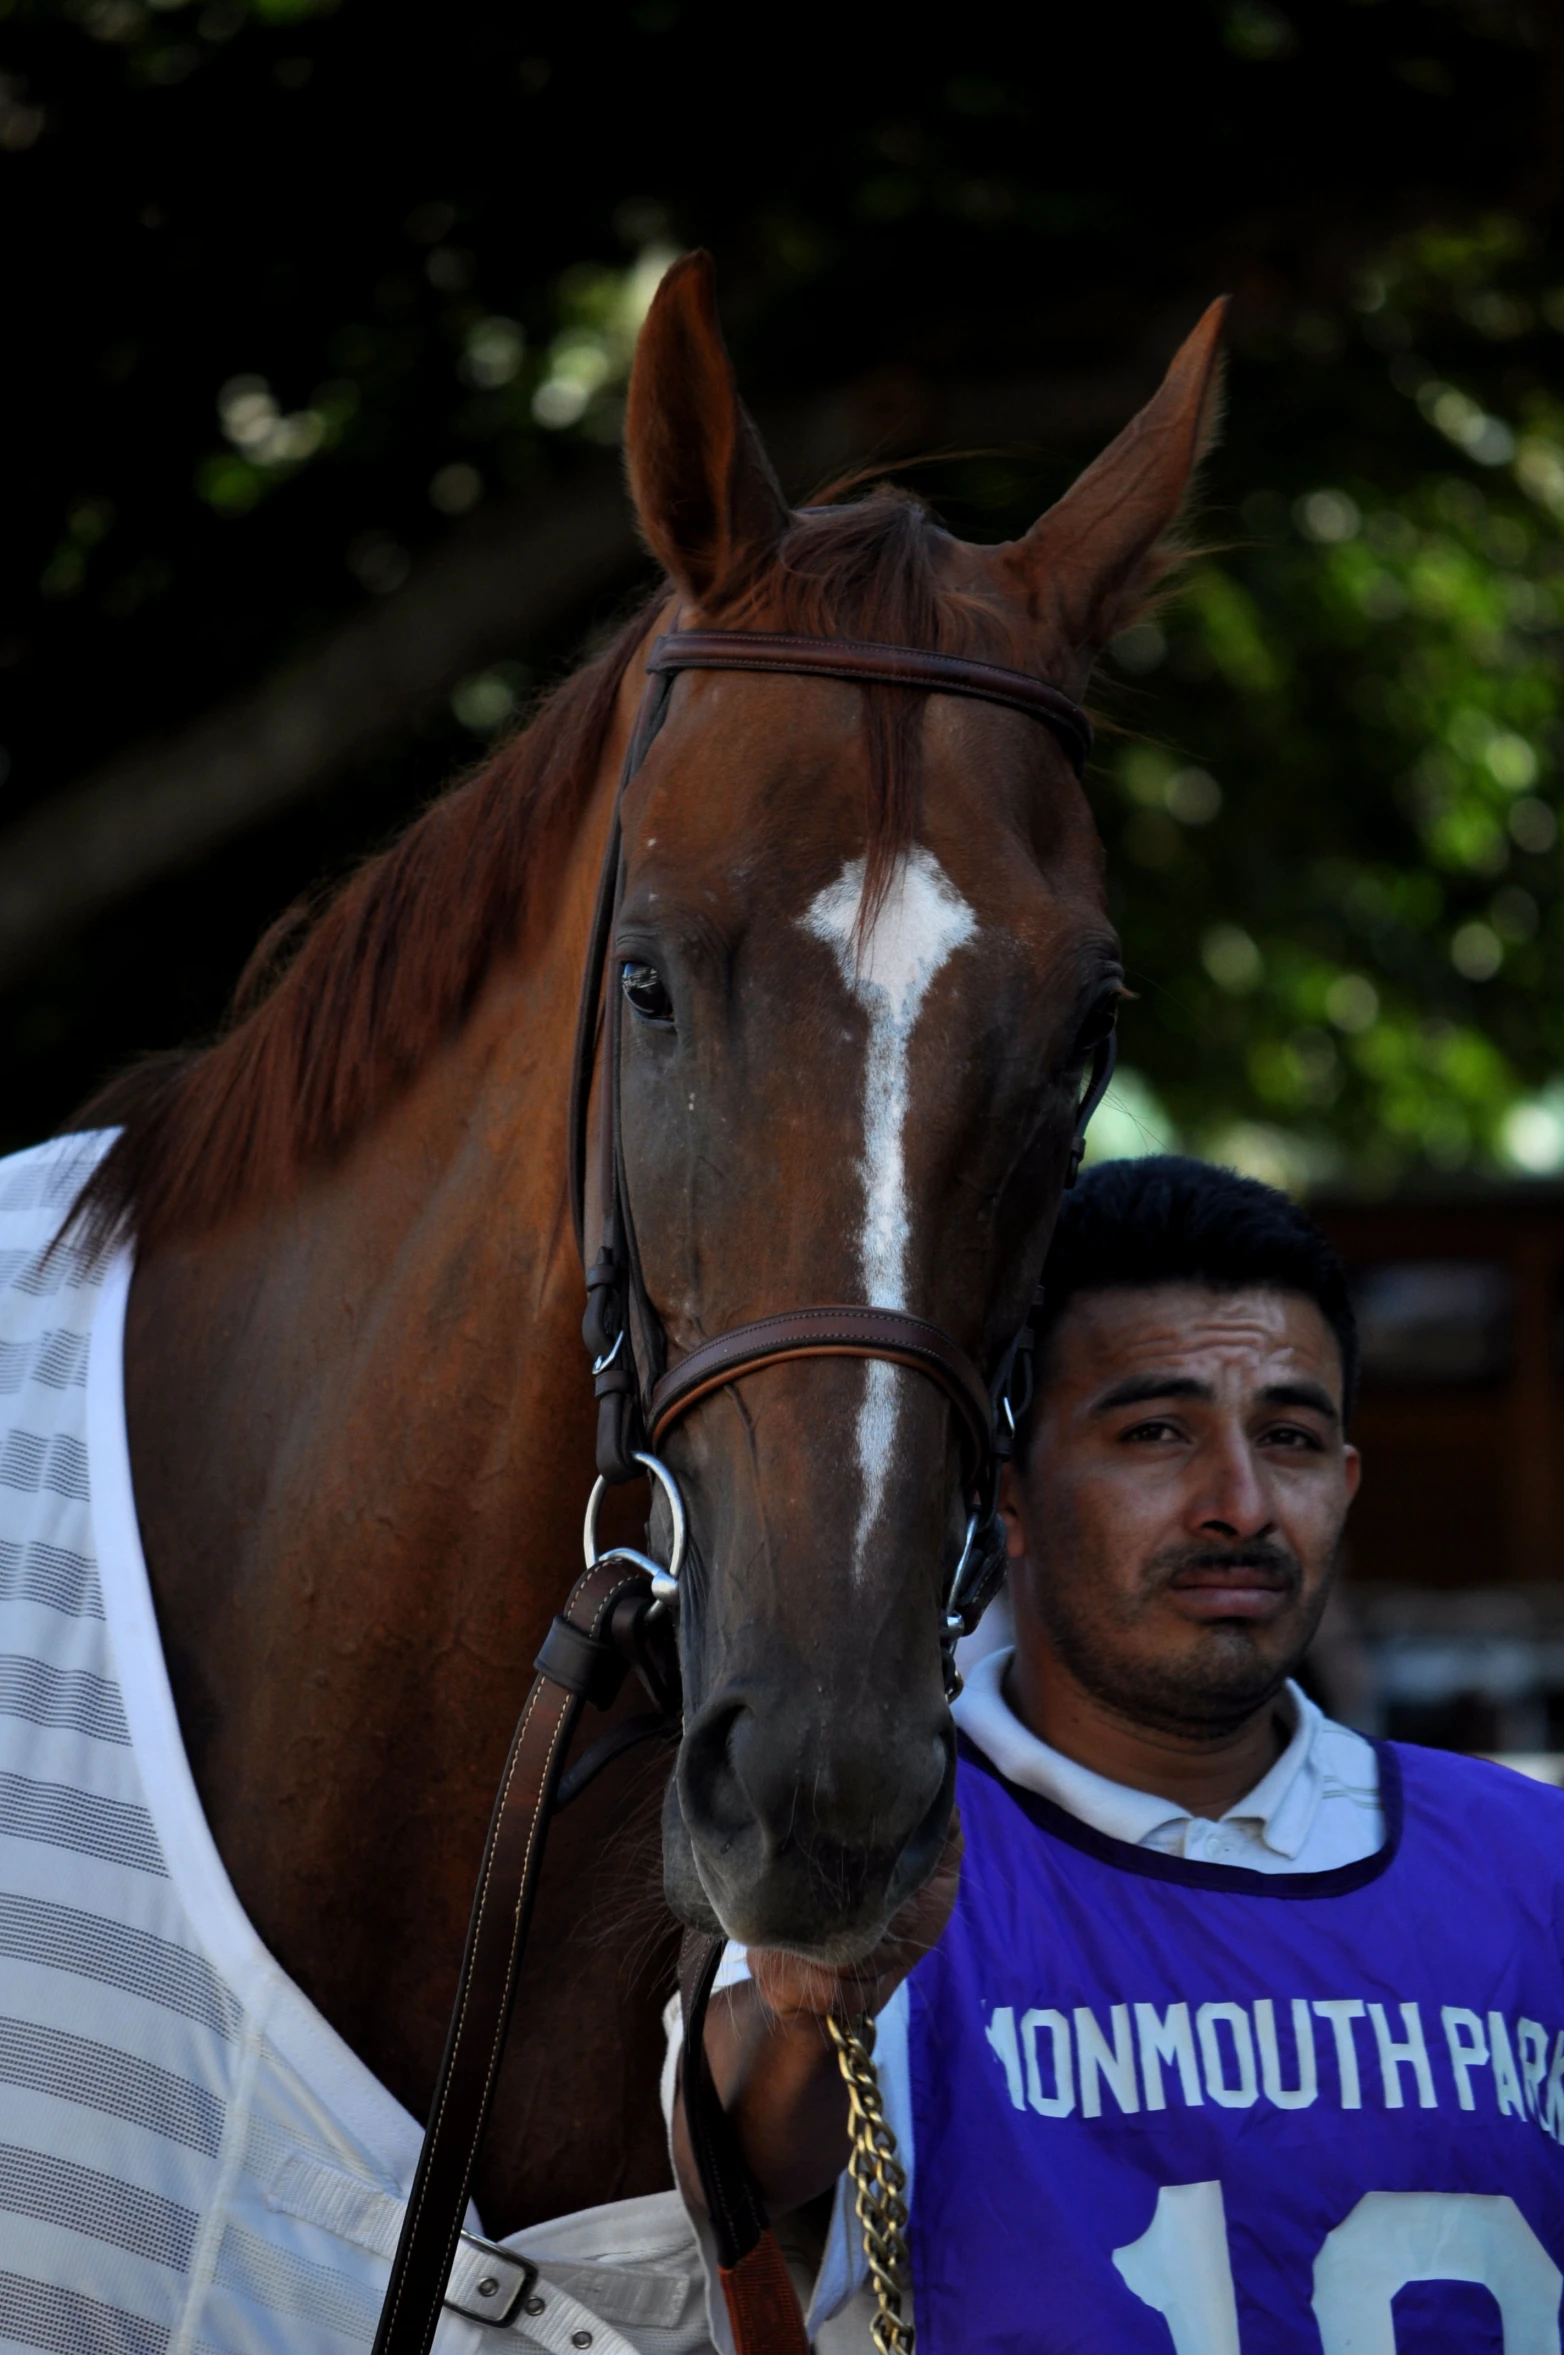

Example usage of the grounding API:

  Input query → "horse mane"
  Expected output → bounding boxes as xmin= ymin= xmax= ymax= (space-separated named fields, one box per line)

xmin=64 ymin=488 xmax=1040 ymax=1254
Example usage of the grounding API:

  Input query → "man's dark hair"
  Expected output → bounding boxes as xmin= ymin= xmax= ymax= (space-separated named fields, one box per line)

xmin=1029 ymin=1155 xmax=1359 ymax=1425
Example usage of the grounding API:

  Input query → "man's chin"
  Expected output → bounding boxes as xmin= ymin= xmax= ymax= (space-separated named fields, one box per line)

xmin=1122 ymin=1645 xmax=1298 ymax=1736
xmin=1032 ymin=1578 xmax=1325 ymax=1741
xmin=1079 ymin=1616 xmax=1307 ymax=1738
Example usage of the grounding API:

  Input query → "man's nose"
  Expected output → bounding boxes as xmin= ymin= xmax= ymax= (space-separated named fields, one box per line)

xmin=1187 ymin=1431 xmax=1273 ymax=1540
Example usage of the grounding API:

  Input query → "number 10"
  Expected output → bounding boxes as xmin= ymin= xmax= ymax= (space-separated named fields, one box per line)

xmin=1112 ymin=2182 xmax=1562 ymax=2354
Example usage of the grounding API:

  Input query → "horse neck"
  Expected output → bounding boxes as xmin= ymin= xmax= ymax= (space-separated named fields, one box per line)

xmin=121 ymin=745 xmax=620 ymax=2062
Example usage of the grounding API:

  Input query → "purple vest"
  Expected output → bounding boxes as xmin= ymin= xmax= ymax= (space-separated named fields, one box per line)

xmin=907 ymin=1738 xmax=1564 ymax=2354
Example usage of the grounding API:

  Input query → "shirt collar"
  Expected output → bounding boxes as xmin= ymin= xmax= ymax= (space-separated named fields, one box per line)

xmin=951 ymin=1647 xmax=1322 ymax=1858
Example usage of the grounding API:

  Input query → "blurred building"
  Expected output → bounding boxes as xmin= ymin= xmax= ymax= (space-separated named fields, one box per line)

xmin=1309 ymin=1185 xmax=1564 ymax=1781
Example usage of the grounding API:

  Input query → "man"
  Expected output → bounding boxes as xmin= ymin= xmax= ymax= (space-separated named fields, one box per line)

xmin=673 ymin=1155 xmax=1564 ymax=2353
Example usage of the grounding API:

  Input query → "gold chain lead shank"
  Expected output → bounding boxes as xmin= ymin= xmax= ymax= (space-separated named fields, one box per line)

xmin=827 ymin=2015 xmax=915 ymax=2355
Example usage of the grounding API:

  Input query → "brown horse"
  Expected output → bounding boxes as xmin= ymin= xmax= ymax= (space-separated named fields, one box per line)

xmin=70 ymin=255 xmax=1223 ymax=2232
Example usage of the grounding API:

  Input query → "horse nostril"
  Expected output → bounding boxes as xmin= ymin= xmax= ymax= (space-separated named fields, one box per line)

xmin=724 ymin=1706 xmax=809 ymax=1861
xmin=680 ymin=1697 xmax=820 ymax=1862
xmin=677 ymin=1700 xmax=757 ymax=1846
xmin=686 ymin=1692 xmax=951 ymax=1861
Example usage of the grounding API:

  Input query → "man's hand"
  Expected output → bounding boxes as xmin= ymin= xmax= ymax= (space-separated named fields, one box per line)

xmin=674 ymin=1812 xmax=963 ymax=2222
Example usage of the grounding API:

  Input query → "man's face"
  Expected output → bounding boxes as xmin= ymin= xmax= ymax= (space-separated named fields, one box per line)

xmin=1003 ymin=1282 xmax=1361 ymax=1738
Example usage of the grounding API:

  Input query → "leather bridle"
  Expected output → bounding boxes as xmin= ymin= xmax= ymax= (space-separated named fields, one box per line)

xmin=566 ymin=623 xmax=1117 ymax=1681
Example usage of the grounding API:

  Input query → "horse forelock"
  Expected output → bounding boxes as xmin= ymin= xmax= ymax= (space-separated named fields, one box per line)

xmin=60 ymin=490 xmax=1047 ymax=1255
xmin=718 ymin=491 xmax=1045 ymax=944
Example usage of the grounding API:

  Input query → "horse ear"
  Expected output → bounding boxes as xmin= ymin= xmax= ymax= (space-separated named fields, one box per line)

xmin=625 ymin=250 xmax=790 ymax=605
xmin=1000 ymin=297 xmax=1228 ymax=689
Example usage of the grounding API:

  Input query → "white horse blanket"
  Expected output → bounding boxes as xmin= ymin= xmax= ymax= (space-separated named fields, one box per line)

xmin=0 ymin=1131 xmax=713 ymax=2355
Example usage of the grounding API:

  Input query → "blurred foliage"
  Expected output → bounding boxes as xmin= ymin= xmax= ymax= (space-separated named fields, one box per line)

xmin=1089 ymin=215 xmax=1564 ymax=1188
xmin=1 ymin=0 xmax=1562 ymax=1188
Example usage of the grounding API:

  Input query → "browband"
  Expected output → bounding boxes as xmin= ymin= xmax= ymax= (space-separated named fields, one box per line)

xmin=646 ymin=630 xmax=1094 ymax=776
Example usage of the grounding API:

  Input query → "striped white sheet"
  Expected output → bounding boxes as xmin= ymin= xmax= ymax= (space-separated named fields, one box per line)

xmin=0 ymin=1134 xmax=709 ymax=2355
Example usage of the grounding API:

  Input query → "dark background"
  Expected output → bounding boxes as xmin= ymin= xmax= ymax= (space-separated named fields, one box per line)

xmin=5 ymin=0 xmax=1564 ymax=1191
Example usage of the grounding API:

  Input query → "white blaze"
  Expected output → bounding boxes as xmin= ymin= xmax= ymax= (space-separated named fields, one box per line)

xmin=803 ymin=847 xmax=977 ymax=1575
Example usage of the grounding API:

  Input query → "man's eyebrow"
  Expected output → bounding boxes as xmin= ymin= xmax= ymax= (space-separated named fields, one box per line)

xmin=1259 ymin=1380 xmax=1340 ymax=1423
xmin=1089 ymin=1374 xmax=1342 ymax=1423
xmin=1091 ymin=1374 xmax=1213 ymax=1414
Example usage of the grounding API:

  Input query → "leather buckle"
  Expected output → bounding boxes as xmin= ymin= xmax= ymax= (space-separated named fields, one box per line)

xmin=444 ymin=2229 xmax=536 ymax=2326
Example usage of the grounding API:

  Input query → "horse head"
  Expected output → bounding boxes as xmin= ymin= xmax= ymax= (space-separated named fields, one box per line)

xmin=606 ymin=255 xmax=1225 ymax=1956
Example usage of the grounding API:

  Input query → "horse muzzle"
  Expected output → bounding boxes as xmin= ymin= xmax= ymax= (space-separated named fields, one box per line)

xmin=663 ymin=1679 xmax=956 ymax=1957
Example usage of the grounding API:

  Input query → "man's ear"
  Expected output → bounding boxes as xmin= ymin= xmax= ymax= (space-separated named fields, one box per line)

xmin=997 ymin=297 xmax=1227 ymax=692
xmin=999 ymin=1461 xmax=1030 ymax=1563
xmin=624 ymin=249 xmax=790 ymax=606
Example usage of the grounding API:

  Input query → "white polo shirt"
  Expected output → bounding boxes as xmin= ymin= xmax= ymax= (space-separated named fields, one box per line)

xmin=953 ymin=1647 xmax=1383 ymax=1872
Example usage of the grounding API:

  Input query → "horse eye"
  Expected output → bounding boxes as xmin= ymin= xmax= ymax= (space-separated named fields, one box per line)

xmin=621 ymin=961 xmax=674 ymax=1025
xmin=1071 ymin=995 xmax=1119 ymax=1065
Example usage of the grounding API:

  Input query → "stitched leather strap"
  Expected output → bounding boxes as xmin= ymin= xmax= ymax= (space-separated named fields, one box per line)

xmin=370 ymin=1558 xmax=651 ymax=2355
xmin=648 ymin=1305 xmax=993 ymax=1478
xmin=647 ymin=629 xmax=1094 ymax=775
xmin=719 ymin=2238 xmax=812 ymax=2353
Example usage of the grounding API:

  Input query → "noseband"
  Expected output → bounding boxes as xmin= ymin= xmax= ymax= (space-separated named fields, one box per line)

xmin=567 ymin=626 xmax=1115 ymax=1678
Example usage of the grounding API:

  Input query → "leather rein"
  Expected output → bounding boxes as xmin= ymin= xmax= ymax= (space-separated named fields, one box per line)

xmin=371 ymin=626 xmax=1112 ymax=2355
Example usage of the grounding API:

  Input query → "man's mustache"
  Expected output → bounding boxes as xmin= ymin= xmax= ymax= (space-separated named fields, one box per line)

xmin=1148 ymin=1539 xmax=1302 ymax=1591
